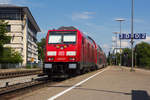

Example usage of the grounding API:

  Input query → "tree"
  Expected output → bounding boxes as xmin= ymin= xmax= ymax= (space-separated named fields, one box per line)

xmin=135 ymin=42 xmax=150 ymax=68
xmin=11 ymin=49 xmax=23 ymax=63
xmin=0 ymin=47 xmax=23 ymax=63
xmin=122 ymin=48 xmax=132 ymax=66
xmin=0 ymin=20 xmax=23 ymax=64
xmin=0 ymin=20 xmax=11 ymax=57
xmin=37 ymin=38 xmax=46 ymax=61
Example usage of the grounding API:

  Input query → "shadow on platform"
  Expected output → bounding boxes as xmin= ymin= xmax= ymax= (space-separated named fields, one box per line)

xmin=132 ymin=90 xmax=150 ymax=100
xmin=47 ymin=85 xmax=150 ymax=100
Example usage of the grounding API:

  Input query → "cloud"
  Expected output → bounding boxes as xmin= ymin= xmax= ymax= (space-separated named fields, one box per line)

xmin=112 ymin=35 xmax=132 ymax=48
xmin=0 ymin=0 xmax=29 ymax=5
xmin=72 ymin=12 xmax=95 ymax=20
xmin=120 ymin=41 xmax=130 ymax=47
xmin=116 ymin=41 xmax=129 ymax=48
xmin=102 ymin=44 xmax=111 ymax=55
xmin=143 ymin=36 xmax=150 ymax=42
xmin=136 ymin=36 xmax=150 ymax=44
xmin=85 ymin=22 xmax=108 ymax=31
xmin=103 ymin=44 xmax=109 ymax=49
xmin=0 ymin=0 xmax=12 ymax=4
xmin=112 ymin=36 xmax=116 ymax=42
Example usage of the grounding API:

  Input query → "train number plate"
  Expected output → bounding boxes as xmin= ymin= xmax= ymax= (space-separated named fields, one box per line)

xmin=58 ymin=51 xmax=65 ymax=56
xmin=45 ymin=64 xmax=52 ymax=68
xmin=57 ymin=57 xmax=66 ymax=60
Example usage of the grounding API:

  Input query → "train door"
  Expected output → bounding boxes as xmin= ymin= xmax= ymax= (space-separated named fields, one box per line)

xmin=82 ymin=37 xmax=85 ymax=65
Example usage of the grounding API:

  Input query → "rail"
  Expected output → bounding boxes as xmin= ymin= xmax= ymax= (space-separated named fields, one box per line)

xmin=0 ymin=76 xmax=50 ymax=95
xmin=0 ymin=69 xmax=42 ymax=79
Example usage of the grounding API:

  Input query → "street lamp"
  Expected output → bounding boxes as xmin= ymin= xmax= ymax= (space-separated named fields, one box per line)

xmin=115 ymin=18 xmax=125 ymax=66
xmin=131 ymin=0 xmax=134 ymax=71
xmin=113 ymin=32 xmax=119 ymax=65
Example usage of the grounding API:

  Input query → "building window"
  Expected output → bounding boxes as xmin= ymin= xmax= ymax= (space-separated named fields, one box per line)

xmin=6 ymin=25 xmax=11 ymax=32
xmin=0 ymin=8 xmax=23 ymax=20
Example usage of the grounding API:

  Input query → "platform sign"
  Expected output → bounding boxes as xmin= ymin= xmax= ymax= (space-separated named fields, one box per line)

xmin=31 ymin=58 xmax=34 ymax=63
xmin=119 ymin=33 xmax=146 ymax=39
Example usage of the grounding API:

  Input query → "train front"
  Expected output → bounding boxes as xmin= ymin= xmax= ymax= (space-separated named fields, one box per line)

xmin=43 ymin=30 xmax=79 ymax=78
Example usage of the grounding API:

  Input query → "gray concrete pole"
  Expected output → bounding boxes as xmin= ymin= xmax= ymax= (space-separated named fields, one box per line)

xmin=116 ymin=33 xmax=117 ymax=65
xmin=120 ymin=21 xmax=122 ymax=66
xmin=131 ymin=0 xmax=134 ymax=71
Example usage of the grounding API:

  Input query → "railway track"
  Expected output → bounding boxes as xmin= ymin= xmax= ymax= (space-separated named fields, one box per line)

xmin=0 ymin=76 xmax=48 ymax=94
xmin=0 ymin=68 xmax=103 ymax=100
xmin=0 ymin=69 xmax=42 ymax=79
xmin=0 ymin=73 xmax=78 ymax=99
xmin=0 ymin=75 xmax=54 ymax=100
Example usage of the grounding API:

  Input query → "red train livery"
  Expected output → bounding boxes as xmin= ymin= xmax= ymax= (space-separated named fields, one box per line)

xmin=43 ymin=26 xmax=106 ymax=78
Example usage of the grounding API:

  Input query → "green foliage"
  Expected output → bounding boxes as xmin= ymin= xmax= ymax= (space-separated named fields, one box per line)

xmin=0 ymin=47 xmax=23 ymax=63
xmin=0 ymin=20 xmax=11 ymax=56
xmin=11 ymin=49 xmax=23 ymax=63
xmin=135 ymin=42 xmax=150 ymax=68
xmin=26 ymin=64 xmax=32 ymax=69
xmin=26 ymin=64 xmax=38 ymax=69
xmin=37 ymin=38 xmax=46 ymax=61
xmin=107 ymin=52 xmax=116 ymax=65
xmin=33 ymin=64 xmax=38 ymax=68
xmin=122 ymin=48 xmax=132 ymax=66
xmin=107 ymin=42 xmax=150 ymax=68
xmin=108 ymin=48 xmax=132 ymax=66
xmin=0 ymin=20 xmax=23 ymax=64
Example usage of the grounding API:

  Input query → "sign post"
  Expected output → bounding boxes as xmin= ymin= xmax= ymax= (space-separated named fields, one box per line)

xmin=30 ymin=58 xmax=34 ymax=68
xmin=119 ymin=33 xmax=146 ymax=40
xmin=119 ymin=32 xmax=146 ymax=71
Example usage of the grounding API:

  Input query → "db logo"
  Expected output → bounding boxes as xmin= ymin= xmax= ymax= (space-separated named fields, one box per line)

xmin=58 ymin=51 xmax=65 ymax=56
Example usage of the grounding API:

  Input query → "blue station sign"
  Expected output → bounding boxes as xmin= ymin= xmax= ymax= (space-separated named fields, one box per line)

xmin=119 ymin=33 xmax=146 ymax=39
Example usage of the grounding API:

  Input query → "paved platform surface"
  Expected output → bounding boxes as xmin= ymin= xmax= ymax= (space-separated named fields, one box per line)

xmin=12 ymin=66 xmax=150 ymax=100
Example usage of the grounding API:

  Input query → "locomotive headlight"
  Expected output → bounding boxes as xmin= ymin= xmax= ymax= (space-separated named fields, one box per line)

xmin=66 ymin=51 xmax=76 ymax=56
xmin=64 ymin=45 xmax=67 ymax=48
xmin=69 ymin=57 xmax=76 ymax=61
xmin=47 ymin=51 xmax=56 ymax=56
xmin=48 ymin=57 xmax=54 ymax=60
xmin=56 ymin=45 xmax=60 ymax=48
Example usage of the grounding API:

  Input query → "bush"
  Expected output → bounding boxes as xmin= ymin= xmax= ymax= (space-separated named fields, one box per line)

xmin=33 ymin=64 xmax=38 ymax=68
xmin=135 ymin=42 xmax=150 ymax=68
xmin=26 ymin=65 xmax=31 ymax=69
xmin=0 ymin=47 xmax=23 ymax=63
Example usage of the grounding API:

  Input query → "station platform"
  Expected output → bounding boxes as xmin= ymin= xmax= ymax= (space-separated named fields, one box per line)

xmin=12 ymin=66 xmax=150 ymax=100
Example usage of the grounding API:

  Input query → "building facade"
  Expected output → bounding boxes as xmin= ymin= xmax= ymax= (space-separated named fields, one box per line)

xmin=0 ymin=4 xmax=41 ymax=66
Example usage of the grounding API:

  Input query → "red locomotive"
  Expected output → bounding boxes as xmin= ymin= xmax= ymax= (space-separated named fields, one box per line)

xmin=43 ymin=26 xmax=106 ymax=78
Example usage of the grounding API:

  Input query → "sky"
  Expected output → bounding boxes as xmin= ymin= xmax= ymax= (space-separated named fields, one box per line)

xmin=0 ymin=0 xmax=150 ymax=55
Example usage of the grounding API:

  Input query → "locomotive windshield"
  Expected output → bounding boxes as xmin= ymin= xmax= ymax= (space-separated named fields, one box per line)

xmin=49 ymin=35 xmax=62 ymax=43
xmin=48 ymin=31 xmax=76 ymax=44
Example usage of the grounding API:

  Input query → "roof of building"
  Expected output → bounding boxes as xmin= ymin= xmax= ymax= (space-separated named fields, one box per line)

xmin=0 ymin=4 xmax=41 ymax=32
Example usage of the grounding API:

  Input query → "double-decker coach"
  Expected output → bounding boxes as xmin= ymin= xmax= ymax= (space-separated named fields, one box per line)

xmin=96 ymin=45 xmax=107 ymax=68
xmin=43 ymin=26 xmax=105 ymax=78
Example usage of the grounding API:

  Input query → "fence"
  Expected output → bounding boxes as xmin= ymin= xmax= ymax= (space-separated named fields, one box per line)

xmin=26 ymin=61 xmax=43 ymax=68
xmin=0 ymin=63 xmax=21 ymax=69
